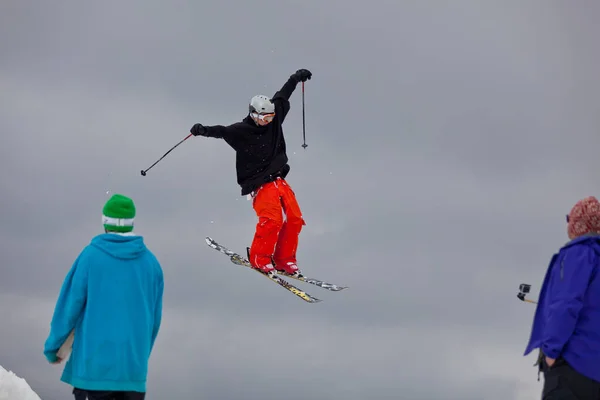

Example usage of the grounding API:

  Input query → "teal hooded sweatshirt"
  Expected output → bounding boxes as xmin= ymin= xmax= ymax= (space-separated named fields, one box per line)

xmin=44 ymin=233 xmax=164 ymax=392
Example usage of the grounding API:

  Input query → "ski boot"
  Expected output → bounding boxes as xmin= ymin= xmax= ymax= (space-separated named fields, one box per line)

xmin=273 ymin=260 xmax=303 ymax=278
xmin=246 ymin=247 xmax=274 ymax=275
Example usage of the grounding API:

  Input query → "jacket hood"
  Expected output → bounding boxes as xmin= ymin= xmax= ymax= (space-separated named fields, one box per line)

xmin=90 ymin=233 xmax=147 ymax=260
xmin=562 ymin=233 xmax=600 ymax=252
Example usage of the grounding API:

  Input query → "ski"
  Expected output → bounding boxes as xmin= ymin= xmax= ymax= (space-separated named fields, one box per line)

xmin=205 ymin=237 xmax=321 ymax=303
xmin=274 ymin=269 xmax=347 ymax=291
xmin=206 ymin=237 xmax=347 ymax=291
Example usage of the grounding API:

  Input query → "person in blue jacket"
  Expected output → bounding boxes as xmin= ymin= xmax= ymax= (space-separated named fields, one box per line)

xmin=44 ymin=194 xmax=164 ymax=400
xmin=524 ymin=196 xmax=600 ymax=399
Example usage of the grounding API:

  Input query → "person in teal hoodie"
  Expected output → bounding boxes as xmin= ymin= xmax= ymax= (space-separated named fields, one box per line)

xmin=44 ymin=194 xmax=164 ymax=400
xmin=524 ymin=196 xmax=600 ymax=400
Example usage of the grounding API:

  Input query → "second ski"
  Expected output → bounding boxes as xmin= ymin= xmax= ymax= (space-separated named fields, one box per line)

xmin=205 ymin=236 xmax=322 ymax=303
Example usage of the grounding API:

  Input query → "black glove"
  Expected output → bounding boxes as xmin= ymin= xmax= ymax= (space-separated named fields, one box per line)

xmin=190 ymin=123 xmax=207 ymax=136
xmin=292 ymin=68 xmax=312 ymax=83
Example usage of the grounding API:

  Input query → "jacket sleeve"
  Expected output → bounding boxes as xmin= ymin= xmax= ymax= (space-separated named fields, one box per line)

xmin=542 ymin=246 xmax=596 ymax=359
xmin=201 ymin=124 xmax=241 ymax=140
xmin=150 ymin=267 xmax=164 ymax=352
xmin=271 ymin=76 xmax=299 ymax=122
xmin=43 ymin=251 xmax=89 ymax=362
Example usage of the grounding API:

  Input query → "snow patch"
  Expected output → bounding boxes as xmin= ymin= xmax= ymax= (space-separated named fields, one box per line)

xmin=0 ymin=365 xmax=42 ymax=400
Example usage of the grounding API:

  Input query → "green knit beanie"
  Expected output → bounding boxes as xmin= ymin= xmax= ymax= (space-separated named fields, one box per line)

xmin=102 ymin=194 xmax=136 ymax=233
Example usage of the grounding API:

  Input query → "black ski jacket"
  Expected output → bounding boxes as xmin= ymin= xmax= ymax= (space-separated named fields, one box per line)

xmin=198 ymin=76 xmax=299 ymax=196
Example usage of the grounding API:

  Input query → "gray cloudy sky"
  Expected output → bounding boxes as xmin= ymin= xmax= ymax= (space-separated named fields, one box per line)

xmin=1 ymin=0 xmax=599 ymax=399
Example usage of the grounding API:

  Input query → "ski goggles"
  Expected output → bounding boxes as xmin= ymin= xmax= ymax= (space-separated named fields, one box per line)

xmin=250 ymin=112 xmax=275 ymax=123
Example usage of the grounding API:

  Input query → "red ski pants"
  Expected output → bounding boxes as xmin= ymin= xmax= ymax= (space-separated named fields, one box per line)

xmin=248 ymin=178 xmax=305 ymax=271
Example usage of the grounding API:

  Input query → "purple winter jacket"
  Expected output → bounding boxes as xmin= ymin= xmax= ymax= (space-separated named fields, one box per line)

xmin=524 ymin=234 xmax=600 ymax=382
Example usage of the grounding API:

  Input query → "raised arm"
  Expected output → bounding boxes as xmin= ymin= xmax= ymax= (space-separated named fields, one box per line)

xmin=271 ymin=69 xmax=312 ymax=121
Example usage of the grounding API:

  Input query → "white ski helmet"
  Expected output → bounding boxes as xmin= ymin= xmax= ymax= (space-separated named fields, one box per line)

xmin=249 ymin=95 xmax=275 ymax=114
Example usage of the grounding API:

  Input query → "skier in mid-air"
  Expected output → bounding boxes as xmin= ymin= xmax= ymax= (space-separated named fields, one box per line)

xmin=190 ymin=68 xmax=312 ymax=277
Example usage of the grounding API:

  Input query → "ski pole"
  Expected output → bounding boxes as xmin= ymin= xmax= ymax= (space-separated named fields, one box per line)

xmin=141 ymin=133 xmax=193 ymax=176
xmin=301 ymin=81 xmax=307 ymax=149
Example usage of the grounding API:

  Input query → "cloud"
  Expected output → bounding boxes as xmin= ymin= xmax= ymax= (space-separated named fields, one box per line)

xmin=1 ymin=0 xmax=599 ymax=399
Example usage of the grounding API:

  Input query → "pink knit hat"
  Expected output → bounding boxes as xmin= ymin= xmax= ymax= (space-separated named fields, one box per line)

xmin=567 ymin=196 xmax=600 ymax=240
